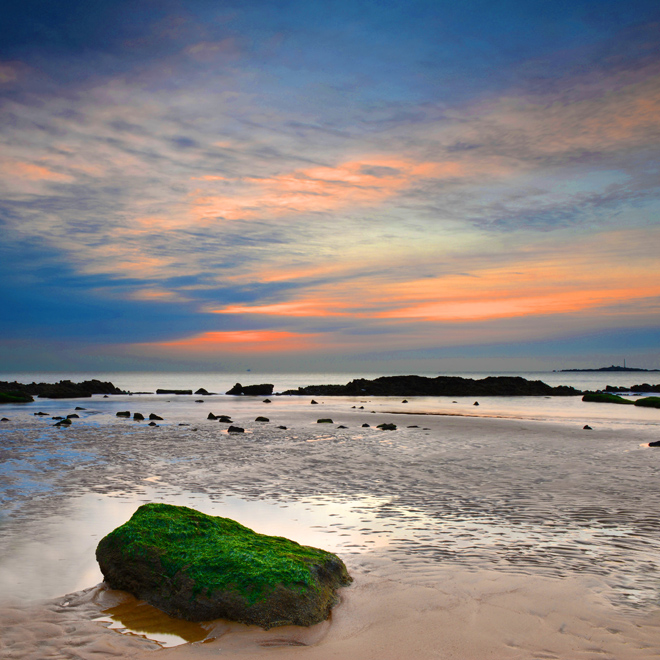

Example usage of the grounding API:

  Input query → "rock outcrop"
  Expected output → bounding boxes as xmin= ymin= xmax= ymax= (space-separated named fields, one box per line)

xmin=226 ymin=383 xmax=274 ymax=396
xmin=283 ymin=375 xmax=580 ymax=397
xmin=96 ymin=503 xmax=352 ymax=628
xmin=0 ymin=379 xmax=123 ymax=399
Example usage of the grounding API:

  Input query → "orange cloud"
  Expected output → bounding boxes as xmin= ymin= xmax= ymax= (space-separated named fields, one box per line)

xmin=2 ymin=160 xmax=73 ymax=182
xmin=190 ymin=156 xmax=465 ymax=222
xmin=154 ymin=330 xmax=318 ymax=353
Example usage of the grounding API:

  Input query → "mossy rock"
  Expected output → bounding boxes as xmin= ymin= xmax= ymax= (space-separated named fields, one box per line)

xmin=96 ymin=503 xmax=352 ymax=628
xmin=582 ymin=392 xmax=634 ymax=405
xmin=634 ymin=397 xmax=660 ymax=408
xmin=0 ymin=391 xmax=34 ymax=403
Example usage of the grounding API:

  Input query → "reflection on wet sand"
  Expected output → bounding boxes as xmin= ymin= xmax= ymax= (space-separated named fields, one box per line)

xmin=94 ymin=592 xmax=213 ymax=646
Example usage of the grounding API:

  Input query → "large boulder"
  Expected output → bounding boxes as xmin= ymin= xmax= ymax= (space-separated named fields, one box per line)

xmin=96 ymin=503 xmax=352 ymax=628
xmin=226 ymin=383 xmax=274 ymax=396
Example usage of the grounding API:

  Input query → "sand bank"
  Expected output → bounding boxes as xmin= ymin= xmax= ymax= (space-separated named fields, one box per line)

xmin=1 ymin=396 xmax=659 ymax=658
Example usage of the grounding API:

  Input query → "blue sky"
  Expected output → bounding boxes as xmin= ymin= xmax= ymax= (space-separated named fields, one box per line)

xmin=1 ymin=0 xmax=659 ymax=372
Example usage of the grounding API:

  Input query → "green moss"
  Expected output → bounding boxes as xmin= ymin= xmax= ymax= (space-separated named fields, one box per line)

xmin=634 ymin=396 xmax=660 ymax=408
xmin=582 ymin=392 xmax=634 ymax=405
xmin=99 ymin=503 xmax=342 ymax=605
xmin=0 ymin=391 xmax=34 ymax=403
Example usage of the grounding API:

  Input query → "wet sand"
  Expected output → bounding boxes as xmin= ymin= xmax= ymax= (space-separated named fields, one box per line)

xmin=1 ymin=396 xmax=659 ymax=658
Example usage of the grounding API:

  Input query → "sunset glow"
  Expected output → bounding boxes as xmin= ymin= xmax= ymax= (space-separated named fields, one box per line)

xmin=0 ymin=1 xmax=658 ymax=371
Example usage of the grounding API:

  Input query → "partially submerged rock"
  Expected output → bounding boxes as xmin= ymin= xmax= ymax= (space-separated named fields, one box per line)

xmin=634 ymin=396 xmax=660 ymax=408
xmin=0 ymin=391 xmax=34 ymax=403
xmin=96 ymin=503 xmax=352 ymax=628
xmin=226 ymin=383 xmax=274 ymax=396
xmin=582 ymin=392 xmax=634 ymax=405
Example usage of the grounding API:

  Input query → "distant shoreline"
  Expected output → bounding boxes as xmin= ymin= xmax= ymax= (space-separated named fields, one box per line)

xmin=559 ymin=367 xmax=660 ymax=372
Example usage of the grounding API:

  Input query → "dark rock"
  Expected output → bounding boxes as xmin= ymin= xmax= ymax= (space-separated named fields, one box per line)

xmin=337 ymin=425 xmax=347 ymax=429
xmin=227 ymin=426 xmax=245 ymax=433
xmin=377 ymin=423 xmax=397 ymax=430
xmin=362 ymin=423 xmax=370 ymax=427
xmin=104 ymin=395 xmax=108 ymax=398
xmin=278 ymin=426 xmax=287 ymax=430
xmin=226 ymin=383 xmax=274 ymax=396
xmin=116 ymin=411 xmax=131 ymax=418
xmin=1 ymin=417 xmax=9 ymax=421
xmin=402 ymin=400 xmax=408 ymax=403
xmin=52 ymin=416 xmax=63 ymax=420
xmin=217 ymin=415 xmax=232 ymax=423
xmin=255 ymin=416 xmax=270 ymax=422
xmin=54 ymin=418 xmax=72 ymax=427
xmin=148 ymin=422 xmax=158 ymax=427
xmin=0 ymin=391 xmax=35 ymax=403
xmin=96 ymin=503 xmax=351 ymax=627
xmin=207 ymin=413 xmax=217 ymax=420
xmin=583 ymin=425 xmax=592 ymax=430
xmin=195 ymin=400 xmax=204 ymax=403
xmin=282 ymin=375 xmax=582 ymax=397
xmin=263 ymin=399 xmax=272 ymax=403
xmin=149 ymin=414 xmax=163 ymax=420
xmin=195 ymin=388 xmax=211 ymax=395
xmin=634 ymin=397 xmax=660 ymax=408
xmin=0 ymin=379 xmax=123 ymax=399
xmin=582 ymin=392 xmax=634 ymax=405
xmin=359 ymin=406 xmax=364 ymax=409
xmin=34 ymin=412 xmax=48 ymax=416
xmin=649 ymin=440 xmax=660 ymax=447
xmin=156 ymin=389 xmax=193 ymax=395
xmin=310 ymin=400 xmax=318 ymax=405
xmin=317 ymin=419 xmax=333 ymax=424
xmin=67 ymin=414 xmax=79 ymax=419
xmin=473 ymin=401 xmax=479 ymax=406
xmin=75 ymin=407 xmax=86 ymax=410
xmin=407 ymin=425 xmax=419 ymax=428
xmin=133 ymin=413 xmax=145 ymax=421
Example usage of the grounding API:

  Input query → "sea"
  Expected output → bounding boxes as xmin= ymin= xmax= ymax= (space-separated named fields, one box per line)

xmin=1 ymin=368 xmax=659 ymax=652
xmin=1 ymin=369 xmax=659 ymax=429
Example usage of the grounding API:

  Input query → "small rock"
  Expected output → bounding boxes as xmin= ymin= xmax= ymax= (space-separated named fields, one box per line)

xmin=351 ymin=406 xmax=356 ymax=409
xmin=317 ymin=419 xmax=333 ymax=423
xmin=377 ymin=423 xmax=397 ymax=431
xmin=75 ymin=406 xmax=86 ymax=410
xmin=402 ymin=399 xmax=408 ymax=403
xmin=359 ymin=406 xmax=364 ymax=409
xmin=407 ymin=425 xmax=419 ymax=428
xmin=337 ymin=425 xmax=347 ymax=429
xmin=195 ymin=388 xmax=210 ymax=396
xmin=649 ymin=440 xmax=660 ymax=447
xmin=148 ymin=421 xmax=158 ymax=427
xmin=278 ymin=425 xmax=287 ymax=430
xmin=1 ymin=417 xmax=9 ymax=421
xmin=263 ymin=399 xmax=272 ymax=403
xmin=311 ymin=400 xmax=319 ymax=405
xmin=179 ymin=423 xmax=190 ymax=426
xmin=228 ymin=425 xmax=245 ymax=433
xmin=67 ymin=413 xmax=79 ymax=419
xmin=103 ymin=395 xmax=109 ymax=398
xmin=133 ymin=412 xmax=145 ymax=421
xmin=217 ymin=415 xmax=232 ymax=423
xmin=116 ymin=411 xmax=131 ymax=418
xmin=207 ymin=413 xmax=217 ymax=420
xmin=583 ymin=425 xmax=592 ymax=430
xmin=255 ymin=416 xmax=269 ymax=422
xmin=362 ymin=423 xmax=370 ymax=427
xmin=195 ymin=400 xmax=204 ymax=403
xmin=34 ymin=412 xmax=48 ymax=416
xmin=52 ymin=416 xmax=63 ymax=420
xmin=149 ymin=413 xmax=163 ymax=420
xmin=473 ymin=401 xmax=479 ymax=406
xmin=54 ymin=418 xmax=72 ymax=427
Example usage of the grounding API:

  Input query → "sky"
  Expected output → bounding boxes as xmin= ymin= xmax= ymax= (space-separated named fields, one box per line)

xmin=0 ymin=0 xmax=659 ymax=373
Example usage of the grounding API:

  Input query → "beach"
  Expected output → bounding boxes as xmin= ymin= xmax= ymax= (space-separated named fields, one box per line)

xmin=1 ymin=389 xmax=659 ymax=659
